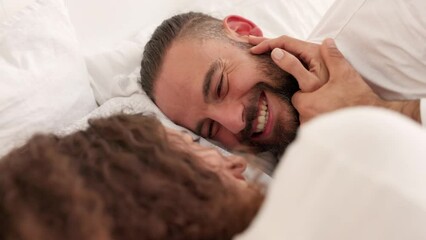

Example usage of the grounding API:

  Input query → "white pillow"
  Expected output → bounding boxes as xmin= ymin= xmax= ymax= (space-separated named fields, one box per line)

xmin=84 ymin=32 xmax=148 ymax=105
xmin=66 ymin=0 xmax=335 ymax=55
xmin=0 ymin=0 xmax=97 ymax=156
xmin=71 ymin=0 xmax=335 ymax=105
xmin=0 ymin=0 xmax=34 ymax=23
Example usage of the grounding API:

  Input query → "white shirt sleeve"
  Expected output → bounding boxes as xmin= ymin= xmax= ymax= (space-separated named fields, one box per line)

xmin=309 ymin=0 xmax=426 ymax=101
xmin=235 ymin=107 xmax=426 ymax=240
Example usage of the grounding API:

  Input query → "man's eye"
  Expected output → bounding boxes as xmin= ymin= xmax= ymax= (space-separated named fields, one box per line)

xmin=208 ymin=121 xmax=214 ymax=138
xmin=206 ymin=121 xmax=220 ymax=139
xmin=216 ymin=74 xmax=223 ymax=98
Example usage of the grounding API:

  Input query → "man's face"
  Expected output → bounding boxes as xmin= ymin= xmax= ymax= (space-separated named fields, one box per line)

xmin=154 ymin=37 xmax=299 ymax=155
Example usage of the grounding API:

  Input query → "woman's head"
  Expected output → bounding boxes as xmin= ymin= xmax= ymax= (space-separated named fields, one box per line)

xmin=0 ymin=114 xmax=263 ymax=240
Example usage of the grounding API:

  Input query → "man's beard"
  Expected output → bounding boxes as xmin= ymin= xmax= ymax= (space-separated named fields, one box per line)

xmin=240 ymin=52 xmax=300 ymax=158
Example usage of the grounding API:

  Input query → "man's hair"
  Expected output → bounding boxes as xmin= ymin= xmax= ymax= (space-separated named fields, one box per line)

xmin=0 ymin=114 xmax=263 ymax=240
xmin=140 ymin=12 xmax=226 ymax=102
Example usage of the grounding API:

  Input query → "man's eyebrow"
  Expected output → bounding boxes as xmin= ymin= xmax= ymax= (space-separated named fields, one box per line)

xmin=202 ymin=59 xmax=221 ymax=102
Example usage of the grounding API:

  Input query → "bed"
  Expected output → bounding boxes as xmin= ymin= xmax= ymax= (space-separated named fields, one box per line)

xmin=0 ymin=0 xmax=336 ymax=157
xmin=1 ymin=0 xmax=425 ymax=172
xmin=2 ymin=0 xmax=426 ymax=176
xmin=2 ymin=0 xmax=426 ymax=238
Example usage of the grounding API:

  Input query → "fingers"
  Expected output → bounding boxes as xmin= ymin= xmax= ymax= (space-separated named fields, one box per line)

xmin=248 ymin=35 xmax=268 ymax=46
xmin=250 ymin=35 xmax=316 ymax=57
xmin=271 ymin=48 xmax=323 ymax=92
xmin=291 ymin=91 xmax=311 ymax=124
xmin=250 ymin=35 xmax=291 ymax=54
xmin=249 ymin=35 xmax=327 ymax=92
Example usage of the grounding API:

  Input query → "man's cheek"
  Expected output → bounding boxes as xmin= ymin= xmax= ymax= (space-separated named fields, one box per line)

xmin=215 ymin=130 xmax=241 ymax=148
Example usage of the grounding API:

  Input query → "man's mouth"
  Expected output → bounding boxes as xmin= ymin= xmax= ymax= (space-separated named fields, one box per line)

xmin=251 ymin=92 xmax=271 ymax=139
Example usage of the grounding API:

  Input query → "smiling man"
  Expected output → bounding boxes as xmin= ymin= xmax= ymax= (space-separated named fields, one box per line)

xmin=139 ymin=10 xmax=426 ymax=159
xmin=140 ymin=12 xmax=300 ymax=157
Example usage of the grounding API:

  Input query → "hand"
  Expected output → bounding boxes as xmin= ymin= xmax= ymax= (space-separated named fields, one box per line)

xmin=290 ymin=38 xmax=421 ymax=124
xmin=249 ymin=35 xmax=329 ymax=92
xmin=250 ymin=36 xmax=421 ymax=124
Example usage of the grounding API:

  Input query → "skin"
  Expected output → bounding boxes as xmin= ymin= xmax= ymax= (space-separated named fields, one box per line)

xmin=165 ymin=128 xmax=252 ymax=193
xmin=152 ymin=15 xmax=420 ymax=157
xmin=155 ymin=38 xmax=299 ymax=155
xmin=249 ymin=35 xmax=329 ymax=93
xmin=141 ymin=32 xmax=417 ymax=239
xmin=250 ymin=36 xmax=421 ymax=124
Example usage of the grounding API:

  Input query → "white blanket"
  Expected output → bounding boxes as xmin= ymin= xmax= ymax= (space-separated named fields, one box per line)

xmin=0 ymin=0 xmax=97 ymax=157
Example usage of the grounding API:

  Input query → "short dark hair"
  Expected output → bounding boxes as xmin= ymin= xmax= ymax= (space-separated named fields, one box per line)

xmin=0 ymin=114 xmax=263 ymax=240
xmin=140 ymin=12 xmax=225 ymax=102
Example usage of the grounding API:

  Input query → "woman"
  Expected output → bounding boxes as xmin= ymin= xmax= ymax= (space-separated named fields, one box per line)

xmin=0 ymin=114 xmax=264 ymax=240
xmin=4 ymin=109 xmax=424 ymax=240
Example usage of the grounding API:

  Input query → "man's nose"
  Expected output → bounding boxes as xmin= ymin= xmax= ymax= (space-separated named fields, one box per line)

xmin=210 ymin=103 xmax=245 ymax=134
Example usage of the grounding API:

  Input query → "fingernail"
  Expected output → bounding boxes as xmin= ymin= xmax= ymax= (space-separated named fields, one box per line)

xmin=272 ymin=48 xmax=284 ymax=60
xmin=325 ymin=38 xmax=336 ymax=48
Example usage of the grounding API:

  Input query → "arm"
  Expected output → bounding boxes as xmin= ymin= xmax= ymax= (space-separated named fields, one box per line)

xmin=293 ymin=38 xmax=421 ymax=123
xmin=384 ymin=99 xmax=421 ymax=123
xmin=250 ymin=36 xmax=421 ymax=124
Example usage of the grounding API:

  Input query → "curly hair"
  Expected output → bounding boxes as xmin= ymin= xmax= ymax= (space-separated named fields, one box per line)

xmin=0 ymin=114 xmax=263 ymax=240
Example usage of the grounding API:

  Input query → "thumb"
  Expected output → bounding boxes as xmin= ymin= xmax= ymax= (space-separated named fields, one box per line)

xmin=320 ymin=38 xmax=349 ymax=77
xmin=291 ymin=91 xmax=313 ymax=124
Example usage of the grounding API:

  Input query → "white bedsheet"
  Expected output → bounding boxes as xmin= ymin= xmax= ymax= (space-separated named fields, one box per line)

xmin=63 ymin=0 xmax=336 ymax=55
xmin=0 ymin=0 xmax=97 ymax=156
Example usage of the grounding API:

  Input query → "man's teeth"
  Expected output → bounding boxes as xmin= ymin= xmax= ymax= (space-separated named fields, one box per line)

xmin=255 ymin=100 xmax=268 ymax=133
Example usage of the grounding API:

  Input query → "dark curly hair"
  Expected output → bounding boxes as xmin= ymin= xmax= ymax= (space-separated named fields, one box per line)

xmin=0 ymin=114 xmax=263 ymax=240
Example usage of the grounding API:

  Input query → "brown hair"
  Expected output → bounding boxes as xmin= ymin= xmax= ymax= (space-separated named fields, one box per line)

xmin=140 ymin=12 xmax=227 ymax=102
xmin=0 ymin=114 xmax=263 ymax=240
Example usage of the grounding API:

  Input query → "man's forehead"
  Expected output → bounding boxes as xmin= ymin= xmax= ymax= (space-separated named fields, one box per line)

xmin=153 ymin=37 xmax=247 ymax=125
xmin=153 ymin=40 xmax=210 ymax=127
xmin=154 ymin=71 xmax=197 ymax=118
xmin=154 ymin=40 xmax=208 ymax=96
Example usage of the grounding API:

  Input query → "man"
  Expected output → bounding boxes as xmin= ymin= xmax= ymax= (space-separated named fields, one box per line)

xmin=141 ymin=12 xmax=301 ymax=158
xmin=140 ymin=12 xmax=422 ymax=158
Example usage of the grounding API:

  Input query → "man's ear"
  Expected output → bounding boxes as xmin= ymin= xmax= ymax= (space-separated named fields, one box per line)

xmin=223 ymin=15 xmax=263 ymax=39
